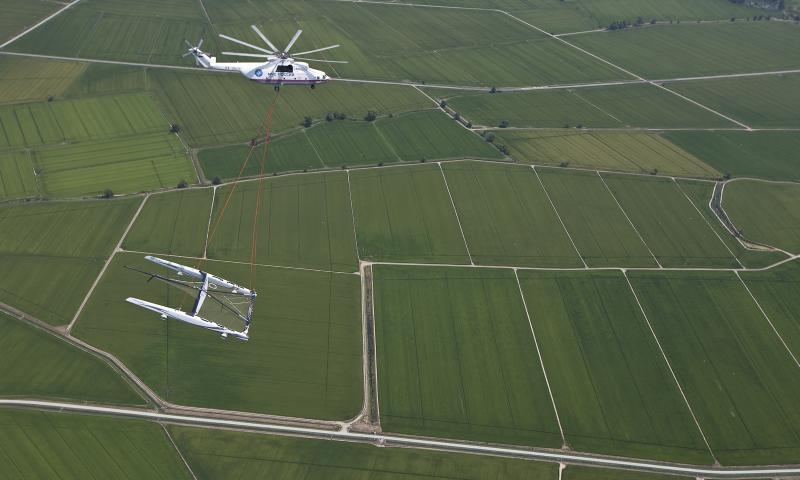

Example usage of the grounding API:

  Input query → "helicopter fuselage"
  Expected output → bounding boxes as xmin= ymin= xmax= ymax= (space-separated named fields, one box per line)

xmin=192 ymin=51 xmax=329 ymax=86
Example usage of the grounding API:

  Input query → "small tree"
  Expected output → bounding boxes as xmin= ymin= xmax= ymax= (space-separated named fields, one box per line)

xmin=364 ymin=110 xmax=377 ymax=122
xmin=212 ymin=176 xmax=221 ymax=185
xmin=439 ymin=100 xmax=447 ymax=108
xmin=490 ymin=86 xmax=497 ymax=94
xmin=326 ymin=112 xmax=335 ymax=122
xmin=465 ymin=121 xmax=472 ymax=128
xmin=170 ymin=123 xmax=180 ymax=133
xmin=498 ymin=120 xmax=509 ymax=128
xmin=334 ymin=112 xmax=347 ymax=120
xmin=484 ymin=132 xmax=496 ymax=143
xmin=650 ymin=18 xmax=657 ymax=25
xmin=303 ymin=116 xmax=313 ymax=128
xmin=452 ymin=112 xmax=461 ymax=121
xmin=177 ymin=179 xmax=188 ymax=188
xmin=102 ymin=189 xmax=114 ymax=199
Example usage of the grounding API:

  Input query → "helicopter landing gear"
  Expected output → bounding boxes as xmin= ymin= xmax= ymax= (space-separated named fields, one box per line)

xmin=310 ymin=84 xmax=315 ymax=90
xmin=274 ymin=84 xmax=280 ymax=92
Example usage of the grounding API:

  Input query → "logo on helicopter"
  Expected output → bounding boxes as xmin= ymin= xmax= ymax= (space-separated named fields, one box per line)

xmin=254 ymin=69 xmax=263 ymax=77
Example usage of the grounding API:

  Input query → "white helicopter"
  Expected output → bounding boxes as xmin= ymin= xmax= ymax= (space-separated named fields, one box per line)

xmin=184 ymin=25 xmax=347 ymax=90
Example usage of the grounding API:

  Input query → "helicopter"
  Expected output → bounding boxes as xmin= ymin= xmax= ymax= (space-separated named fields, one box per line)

xmin=184 ymin=25 xmax=347 ymax=90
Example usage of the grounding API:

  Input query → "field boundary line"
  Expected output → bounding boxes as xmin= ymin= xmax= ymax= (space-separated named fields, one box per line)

xmin=735 ymin=271 xmax=800 ymax=370
xmin=596 ymin=172 xmax=662 ymax=268
xmin=66 ymin=194 xmax=149 ymax=334
xmin=0 ymin=0 xmax=82 ymax=50
xmin=514 ymin=269 xmax=566 ymax=446
xmin=346 ymin=170 xmax=362 ymax=261
xmin=673 ymin=179 xmax=743 ymax=268
xmin=160 ymin=424 xmax=199 ymax=480
xmin=303 ymin=130 xmax=328 ymax=168
xmin=438 ymin=162 xmax=473 ymax=264
xmin=533 ymin=166 xmax=586 ymax=268
xmin=622 ymin=271 xmax=717 ymax=463
xmin=372 ymin=123 xmax=402 ymax=162
xmin=203 ymin=186 xmax=217 ymax=259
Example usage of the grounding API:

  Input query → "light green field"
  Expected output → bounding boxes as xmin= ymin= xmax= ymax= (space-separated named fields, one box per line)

xmin=206 ymin=172 xmax=358 ymax=272
xmin=664 ymin=131 xmax=800 ymax=181
xmin=0 ymin=408 xmax=191 ymax=479
xmin=374 ymin=265 xmax=563 ymax=447
xmin=123 ymin=188 xmax=214 ymax=258
xmin=442 ymin=161 xmax=583 ymax=267
xmin=563 ymin=465 xmax=690 ymax=480
xmin=0 ymin=198 xmax=140 ymax=324
xmin=74 ymin=253 xmax=363 ymax=420
xmin=305 ymin=120 xmax=399 ymax=167
xmin=438 ymin=84 xmax=732 ymax=129
xmin=723 ymin=180 xmax=800 ymax=253
xmin=571 ymin=22 xmax=800 ymax=78
xmin=171 ymin=424 xmax=559 ymax=480
xmin=629 ymin=270 xmax=800 ymax=466
xmin=536 ymin=168 xmax=657 ymax=267
xmin=150 ymin=69 xmax=433 ymax=146
xmin=0 ymin=312 xmax=142 ymax=404
xmin=64 ymin=63 xmax=148 ymax=97
xmin=0 ymin=0 xmax=61 ymax=42
xmin=0 ymin=56 xmax=85 ymax=104
xmin=742 ymin=260 xmax=800 ymax=361
xmin=669 ymin=75 xmax=800 ymax=128
xmin=0 ymin=150 xmax=38 ymax=199
xmin=498 ymin=131 xmax=719 ymax=177
xmin=198 ymin=133 xmax=324 ymax=180
xmin=675 ymin=179 xmax=787 ymax=269
xmin=518 ymin=270 xmax=711 ymax=463
xmin=33 ymin=133 xmax=194 ymax=197
xmin=601 ymin=174 xmax=737 ymax=267
xmin=350 ymin=165 xmax=470 ymax=263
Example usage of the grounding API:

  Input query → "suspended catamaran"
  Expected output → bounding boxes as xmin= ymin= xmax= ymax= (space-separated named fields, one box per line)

xmin=126 ymin=256 xmax=256 ymax=341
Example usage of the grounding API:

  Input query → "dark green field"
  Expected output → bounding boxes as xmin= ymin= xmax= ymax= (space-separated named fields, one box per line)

xmin=723 ymin=180 xmax=800 ymax=253
xmin=742 ymin=260 xmax=800 ymax=360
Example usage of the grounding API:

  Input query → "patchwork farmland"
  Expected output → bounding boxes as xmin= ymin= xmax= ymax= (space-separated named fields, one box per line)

xmin=0 ymin=0 xmax=799 ymax=478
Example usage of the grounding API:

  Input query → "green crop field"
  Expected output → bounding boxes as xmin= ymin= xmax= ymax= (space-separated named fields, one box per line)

xmin=499 ymin=131 xmax=719 ymax=177
xmin=150 ymin=69 xmax=432 ymax=146
xmin=518 ymin=270 xmax=711 ymax=463
xmin=0 ymin=56 xmax=86 ymax=104
xmin=33 ymin=133 xmax=195 ymax=197
xmin=123 ymin=188 xmax=214 ymax=258
xmin=601 ymin=173 xmax=737 ymax=267
xmin=74 ymin=253 xmax=363 ymax=420
xmin=723 ymin=180 xmax=800 ymax=253
xmin=374 ymin=265 xmax=563 ymax=447
xmin=0 ymin=0 xmax=61 ymax=42
xmin=350 ymin=164 xmax=470 ymax=263
xmin=0 ymin=198 xmax=140 ymax=325
xmin=442 ymin=161 xmax=583 ymax=267
xmin=628 ymin=270 xmax=800 ymax=465
xmin=742 ymin=260 xmax=800 ymax=360
xmin=0 ymin=408 xmax=191 ymax=479
xmin=206 ymin=172 xmax=358 ymax=272
xmin=536 ymin=168 xmax=658 ymax=267
xmin=171 ymin=424 xmax=559 ymax=480
xmin=563 ymin=465 xmax=690 ymax=480
xmin=664 ymin=131 xmax=800 ymax=181
xmin=0 ymin=150 xmax=37 ymax=199
xmin=0 ymin=312 xmax=141 ymax=404
xmin=63 ymin=63 xmax=148 ymax=98
xmin=305 ymin=119 xmax=399 ymax=167
xmin=669 ymin=75 xmax=800 ymax=129
xmin=437 ymin=83 xmax=732 ymax=129
xmin=571 ymin=22 xmax=800 ymax=79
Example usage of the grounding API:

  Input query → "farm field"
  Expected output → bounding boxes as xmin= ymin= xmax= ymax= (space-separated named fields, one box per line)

xmin=628 ymin=270 xmax=800 ymax=465
xmin=518 ymin=270 xmax=711 ymax=463
xmin=63 ymin=63 xmax=148 ymax=97
xmin=742 ymin=261 xmax=800 ymax=360
xmin=563 ymin=465 xmax=690 ymax=480
xmin=498 ymin=131 xmax=719 ymax=177
xmin=0 ymin=408 xmax=191 ymax=479
xmin=206 ymin=172 xmax=358 ymax=272
xmin=33 ymin=133 xmax=194 ymax=197
xmin=170 ymin=424 xmax=559 ymax=480
xmin=0 ymin=312 xmax=141 ymax=404
xmin=571 ymin=22 xmax=800 ymax=78
xmin=668 ymin=75 xmax=800 ymax=128
xmin=442 ymin=161 xmax=583 ymax=267
xmin=123 ymin=188 xmax=214 ymax=258
xmin=436 ymin=84 xmax=733 ymax=129
xmin=350 ymin=164 xmax=470 ymax=264
xmin=373 ymin=265 xmax=563 ymax=447
xmin=536 ymin=168 xmax=658 ymax=267
xmin=0 ymin=198 xmax=140 ymax=325
xmin=601 ymin=174 xmax=738 ymax=267
xmin=664 ymin=131 xmax=800 ymax=181
xmin=723 ymin=180 xmax=800 ymax=253
xmin=0 ymin=56 xmax=86 ymax=104
xmin=305 ymin=118 xmax=399 ymax=167
xmin=0 ymin=0 xmax=61 ymax=42
xmin=74 ymin=253 xmax=363 ymax=420
xmin=0 ymin=150 xmax=37 ymax=199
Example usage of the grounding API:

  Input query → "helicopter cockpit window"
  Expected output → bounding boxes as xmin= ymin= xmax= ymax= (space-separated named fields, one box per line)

xmin=276 ymin=65 xmax=293 ymax=73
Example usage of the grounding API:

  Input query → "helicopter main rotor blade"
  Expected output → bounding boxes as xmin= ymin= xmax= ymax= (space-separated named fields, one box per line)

xmin=219 ymin=33 xmax=273 ymax=54
xmin=184 ymin=39 xmax=193 ymax=48
xmin=294 ymin=57 xmax=349 ymax=64
xmin=197 ymin=38 xmax=204 ymax=50
xmin=292 ymin=44 xmax=340 ymax=56
xmin=182 ymin=51 xmax=193 ymax=58
xmin=284 ymin=29 xmax=303 ymax=53
xmin=221 ymin=51 xmax=273 ymax=59
xmin=250 ymin=25 xmax=279 ymax=53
